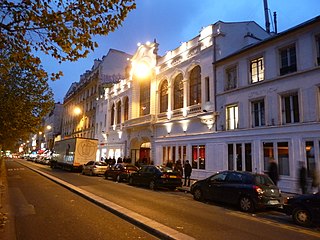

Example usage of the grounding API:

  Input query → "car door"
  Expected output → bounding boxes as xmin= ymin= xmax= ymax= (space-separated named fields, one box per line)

xmin=309 ymin=192 xmax=320 ymax=221
xmin=222 ymin=172 xmax=244 ymax=204
xmin=133 ymin=166 xmax=147 ymax=184
xmin=84 ymin=161 xmax=94 ymax=174
xmin=141 ymin=166 xmax=156 ymax=185
xmin=205 ymin=172 xmax=228 ymax=201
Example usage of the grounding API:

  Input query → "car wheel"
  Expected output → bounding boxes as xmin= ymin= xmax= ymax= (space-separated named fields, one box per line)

xmin=239 ymin=196 xmax=255 ymax=213
xmin=116 ymin=175 xmax=121 ymax=182
xmin=149 ymin=180 xmax=156 ymax=190
xmin=193 ymin=188 xmax=203 ymax=201
xmin=292 ymin=207 xmax=312 ymax=227
xmin=128 ymin=177 xmax=134 ymax=185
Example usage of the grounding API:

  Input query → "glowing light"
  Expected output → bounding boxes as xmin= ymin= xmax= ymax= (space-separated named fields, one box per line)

xmin=118 ymin=131 xmax=123 ymax=139
xmin=137 ymin=42 xmax=141 ymax=47
xmin=74 ymin=107 xmax=82 ymax=115
xmin=182 ymin=108 xmax=188 ymax=117
xmin=180 ymin=120 xmax=189 ymax=132
xmin=164 ymin=123 xmax=173 ymax=134
xmin=134 ymin=61 xmax=151 ymax=79
xmin=46 ymin=125 xmax=52 ymax=130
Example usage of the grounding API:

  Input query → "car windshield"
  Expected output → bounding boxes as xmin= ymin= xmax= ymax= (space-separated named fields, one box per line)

xmin=156 ymin=166 xmax=173 ymax=173
xmin=254 ymin=174 xmax=274 ymax=186
xmin=125 ymin=165 xmax=137 ymax=170
xmin=96 ymin=162 xmax=108 ymax=166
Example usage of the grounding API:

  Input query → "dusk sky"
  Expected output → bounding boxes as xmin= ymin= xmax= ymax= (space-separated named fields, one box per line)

xmin=44 ymin=0 xmax=320 ymax=103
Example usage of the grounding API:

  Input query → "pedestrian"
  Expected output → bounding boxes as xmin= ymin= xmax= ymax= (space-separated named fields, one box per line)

xmin=311 ymin=167 xmax=320 ymax=193
xmin=298 ymin=161 xmax=307 ymax=194
xmin=268 ymin=158 xmax=279 ymax=186
xmin=166 ymin=160 xmax=173 ymax=168
xmin=174 ymin=160 xmax=183 ymax=177
xmin=183 ymin=160 xmax=192 ymax=187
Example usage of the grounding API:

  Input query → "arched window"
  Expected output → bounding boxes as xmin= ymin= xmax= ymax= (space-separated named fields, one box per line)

xmin=140 ymin=79 xmax=150 ymax=116
xmin=116 ymin=101 xmax=121 ymax=124
xmin=124 ymin=97 xmax=129 ymax=121
xmin=110 ymin=103 xmax=115 ymax=126
xmin=189 ymin=65 xmax=201 ymax=105
xmin=160 ymin=80 xmax=168 ymax=113
xmin=173 ymin=73 xmax=183 ymax=110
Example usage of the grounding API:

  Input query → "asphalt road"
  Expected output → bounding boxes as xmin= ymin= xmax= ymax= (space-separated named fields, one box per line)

xmin=3 ymin=159 xmax=320 ymax=240
xmin=2 ymin=159 xmax=158 ymax=240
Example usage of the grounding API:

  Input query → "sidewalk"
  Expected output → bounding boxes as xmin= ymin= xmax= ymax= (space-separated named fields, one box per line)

xmin=177 ymin=179 xmax=197 ymax=192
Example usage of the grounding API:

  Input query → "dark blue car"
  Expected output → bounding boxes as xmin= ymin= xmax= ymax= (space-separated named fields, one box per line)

xmin=190 ymin=170 xmax=282 ymax=212
xmin=284 ymin=192 xmax=320 ymax=227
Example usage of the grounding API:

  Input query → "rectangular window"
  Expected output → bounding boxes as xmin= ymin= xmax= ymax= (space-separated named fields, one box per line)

xmin=278 ymin=142 xmax=289 ymax=176
xmin=228 ymin=144 xmax=234 ymax=170
xmin=178 ymin=146 xmax=187 ymax=162
xmin=252 ymin=100 xmax=265 ymax=127
xmin=225 ymin=66 xmax=237 ymax=90
xmin=250 ymin=57 xmax=264 ymax=83
xmin=316 ymin=35 xmax=320 ymax=65
xmin=282 ymin=93 xmax=299 ymax=124
xmin=228 ymin=143 xmax=252 ymax=172
xmin=305 ymin=141 xmax=315 ymax=177
xmin=205 ymin=77 xmax=210 ymax=102
xmin=263 ymin=142 xmax=274 ymax=172
xmin=226 ymin=104 xmax=238 ymax=130
xmin=245 ymin=143 xmax=252 ymax=172
xmin=236 ymin=144 xmax=242 ymax=171
xmin=192 ymin=145 xmax=206 ymax=169
xmin=279 ymin=45 xmax=297 ymax=75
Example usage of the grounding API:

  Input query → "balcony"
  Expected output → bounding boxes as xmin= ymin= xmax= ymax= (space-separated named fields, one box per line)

xmin=123 ymin=115 xmax=155 ymax=128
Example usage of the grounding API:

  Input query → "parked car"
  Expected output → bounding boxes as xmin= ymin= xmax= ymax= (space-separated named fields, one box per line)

xmin=190 ymin=170 xmax=282 ymax=212
xmin=82 ymin=161 xmax=109 ymax=176
xmin=283 ymin=192 xmax=320 ymax=227
xmin=104 ymin=163 xmax=139 ymax=182
xmin=128 ymin=165 xmax=182 ymax=190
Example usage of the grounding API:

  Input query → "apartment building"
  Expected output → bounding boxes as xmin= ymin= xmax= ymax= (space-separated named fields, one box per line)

xmin=62 ymin=49 xmax=131 ymax=145
xmin=213 ymin=16 xmax=320 ymax=193
xmin=102 ymin=17 xmax=320 ymax=193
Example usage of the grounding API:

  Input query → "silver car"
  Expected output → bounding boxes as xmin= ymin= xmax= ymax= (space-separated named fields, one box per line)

xmin=82 ymin=161 xmax=108 ymax=176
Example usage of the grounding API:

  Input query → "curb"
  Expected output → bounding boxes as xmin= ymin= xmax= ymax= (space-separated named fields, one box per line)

xmin=17 ymin=161 xmax=195 ymax=240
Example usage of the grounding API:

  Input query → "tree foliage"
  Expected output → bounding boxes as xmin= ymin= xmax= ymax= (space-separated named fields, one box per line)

xmin=0 ymin=0 xmax=136 ymax=80
xmin=0 ymin=0 xmax=136 ymax=150
xmin=0 ymin=48 xmax=54 ymax=151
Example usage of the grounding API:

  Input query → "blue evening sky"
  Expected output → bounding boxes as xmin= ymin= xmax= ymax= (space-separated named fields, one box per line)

xmin=45 ymin=0 xmax=320 ymax=103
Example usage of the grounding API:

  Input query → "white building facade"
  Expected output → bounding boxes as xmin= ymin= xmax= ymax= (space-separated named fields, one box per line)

xmin=67 ymin=17 xmax=320 ymax=194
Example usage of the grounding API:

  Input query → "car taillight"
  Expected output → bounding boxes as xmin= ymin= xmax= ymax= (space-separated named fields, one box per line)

xmin=253 ymin=185 xmax=263 ymax=194
xmin=161 ymin=174 xmax=170 ymax=178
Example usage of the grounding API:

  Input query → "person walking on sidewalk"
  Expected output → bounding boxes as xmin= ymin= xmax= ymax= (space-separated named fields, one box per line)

xmin=298 ymin=161 xmax=307 ymax=194
xmin=184 ymin=160 xmax=192 ymax=187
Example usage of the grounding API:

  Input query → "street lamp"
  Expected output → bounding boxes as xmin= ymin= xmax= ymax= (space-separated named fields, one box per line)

xmin=73 ymin=106 xmax=85 ymax=137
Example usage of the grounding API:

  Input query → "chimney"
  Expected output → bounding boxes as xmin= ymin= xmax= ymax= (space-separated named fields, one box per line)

xmin=273 ymin=12 xmax=278 ymax=34
xmin=263 ymin=0 xmax=270 ymax=33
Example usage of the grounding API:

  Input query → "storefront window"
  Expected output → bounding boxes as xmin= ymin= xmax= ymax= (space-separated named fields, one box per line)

xmin=228 ymin=144 xmax=234 ymax=170
xmin=192 ymin=145 xmax=206 ymax=169
xmin=263 ymin=142 xmax=274 ymax=172
xmin=306 ymin=141 xmax=315 ymax=177
xmin=278 ymin=142 xmax=289 ymax=176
